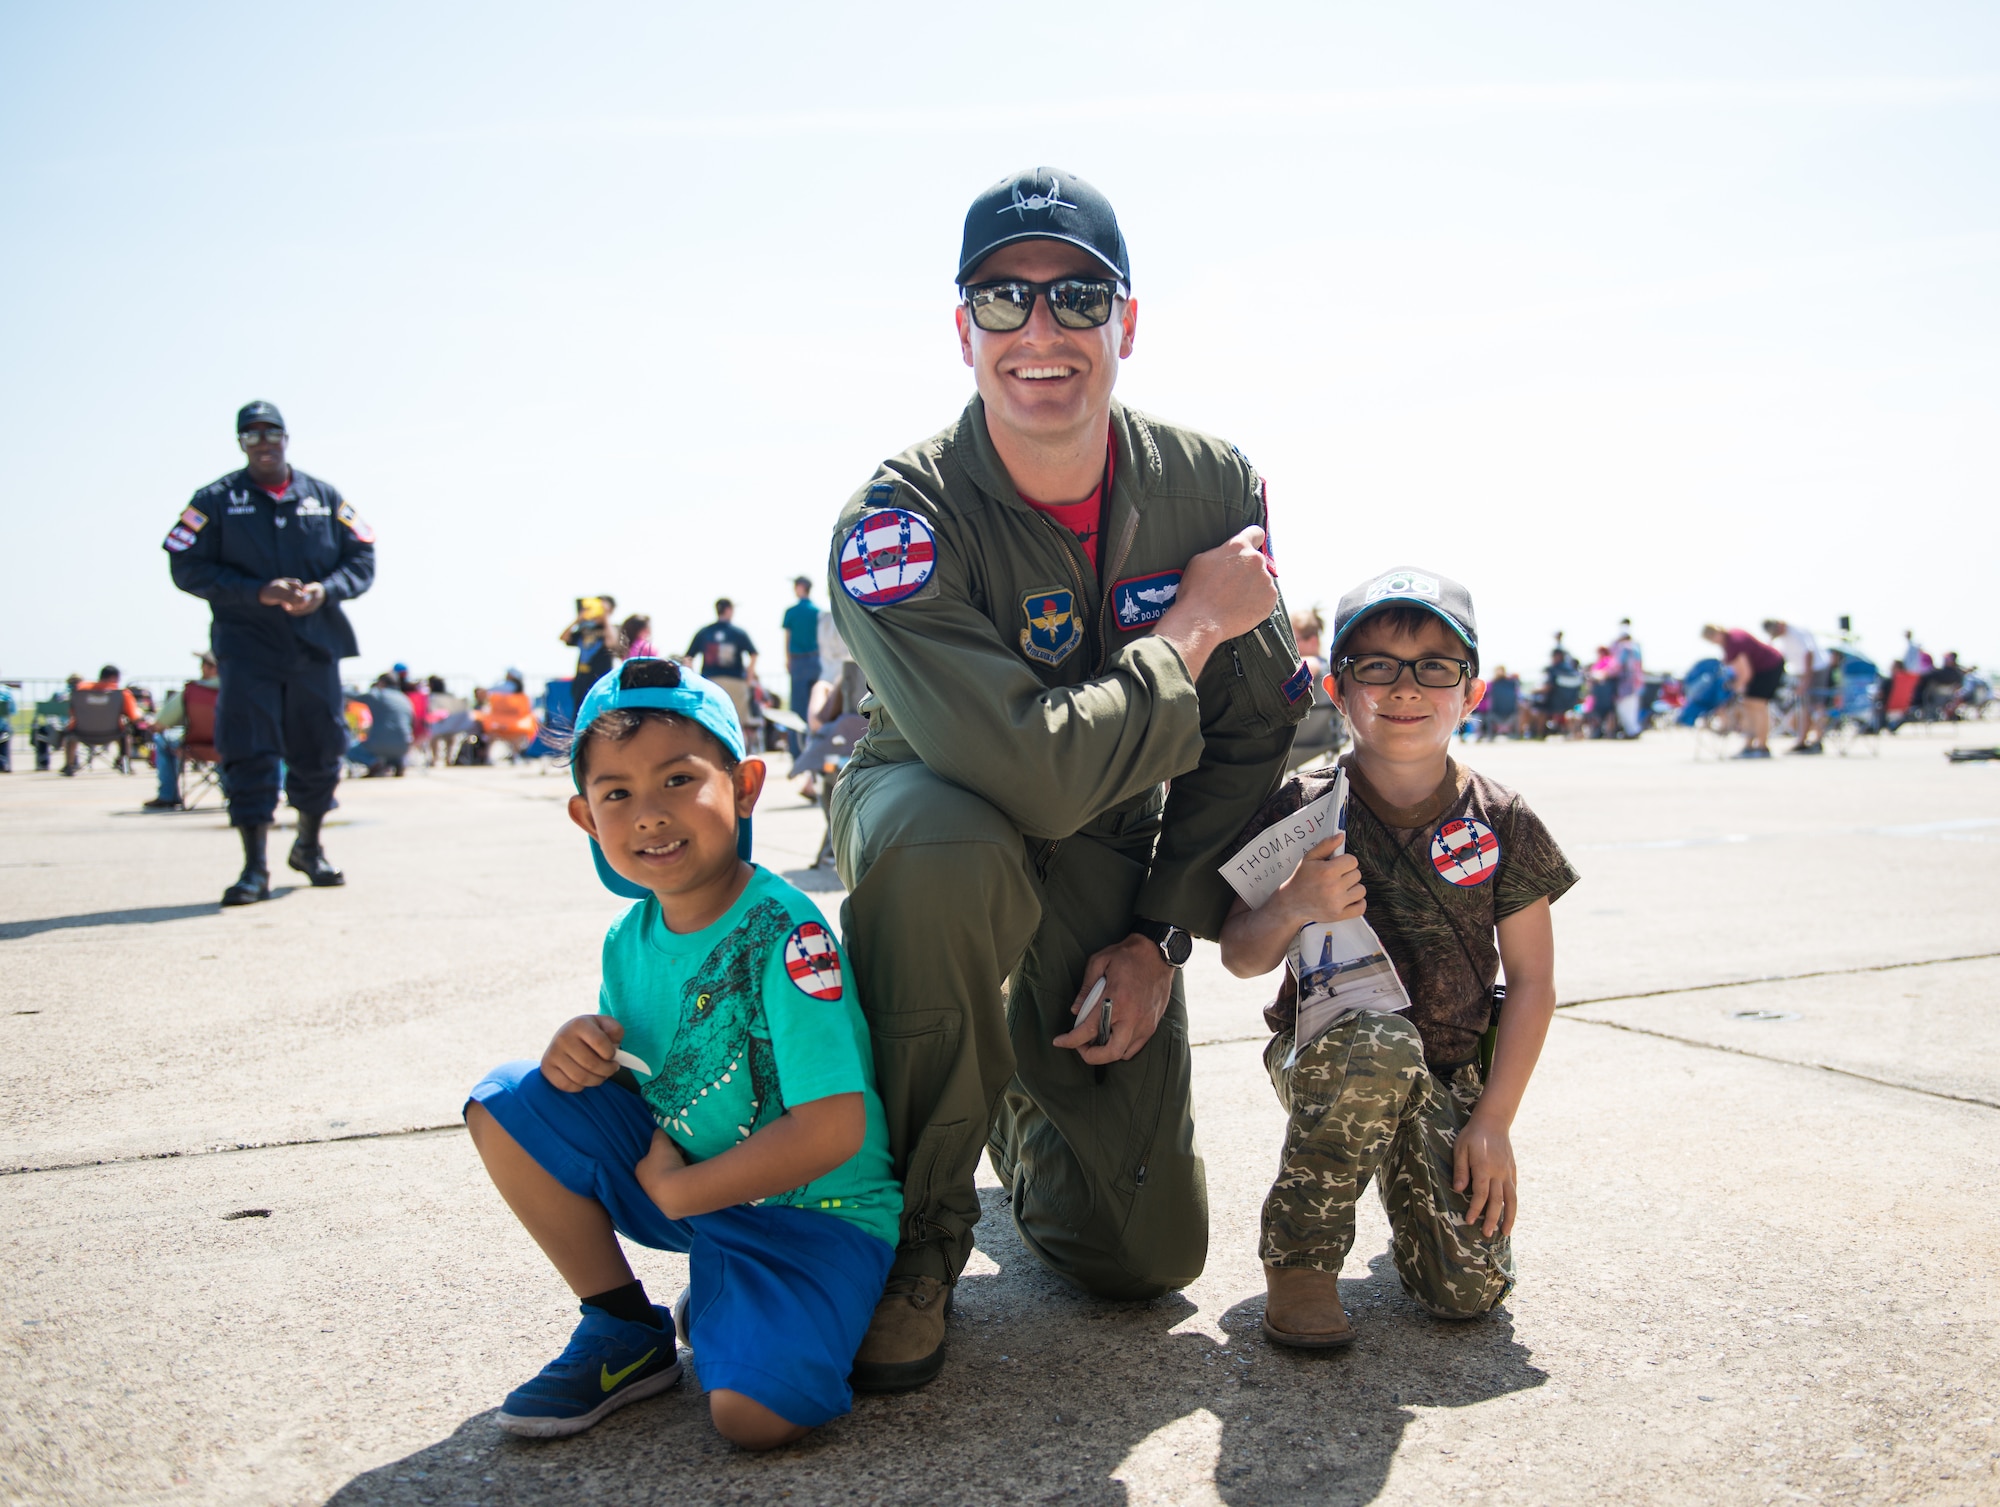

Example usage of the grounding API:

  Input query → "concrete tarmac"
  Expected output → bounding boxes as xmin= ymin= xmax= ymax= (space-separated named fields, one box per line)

xmin=4 ymin=726 xmax=1999 ymax=1505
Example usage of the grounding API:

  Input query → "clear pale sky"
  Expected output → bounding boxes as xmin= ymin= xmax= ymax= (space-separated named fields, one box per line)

xmin=2 ymin=2 xmax=1994 ymax=688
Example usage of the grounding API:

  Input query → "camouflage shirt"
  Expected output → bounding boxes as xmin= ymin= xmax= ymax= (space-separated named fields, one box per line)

xmin=1241 ymin=756 xmax=1578 ymax=1070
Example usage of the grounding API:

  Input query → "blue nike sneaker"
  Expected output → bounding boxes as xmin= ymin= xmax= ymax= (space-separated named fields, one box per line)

xmin=497 ymin=1304 xmax=683 ymax=1438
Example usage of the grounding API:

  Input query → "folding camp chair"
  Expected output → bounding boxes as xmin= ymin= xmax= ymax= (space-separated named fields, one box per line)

xmin=66 ymin=687 xmax=133 ymax=773
xmin=178 ymin=682 xmax=223 ymax=808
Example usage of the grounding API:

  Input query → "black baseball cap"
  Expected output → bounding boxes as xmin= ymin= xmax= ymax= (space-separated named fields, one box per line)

xmin=236 ymin=400 xmax=285 ymax=432
xmin=1330 ymin=566 xmax=1481 ymax=674
xmin=956 ymin=167 xmax=1130 ymax=287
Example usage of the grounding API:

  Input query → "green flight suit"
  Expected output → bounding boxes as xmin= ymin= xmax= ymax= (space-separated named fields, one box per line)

xmin=828 ymin=395 xmax=1307 ymax=1300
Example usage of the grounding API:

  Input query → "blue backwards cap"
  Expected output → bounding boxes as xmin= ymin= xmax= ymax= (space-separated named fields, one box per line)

xmin=571 ymin=658 xmax=753 ymax=899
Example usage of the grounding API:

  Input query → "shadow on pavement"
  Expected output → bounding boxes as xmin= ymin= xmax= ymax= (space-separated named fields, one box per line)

xmin=328 ymin=1194 xmax=1543 ymax=1507
xmin=778 ymin=865 xmax=843 ymax=893
xmin=0 ymin=890 xmax=301 ymax=939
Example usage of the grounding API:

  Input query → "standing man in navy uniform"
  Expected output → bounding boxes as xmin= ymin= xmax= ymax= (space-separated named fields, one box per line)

xmin=164 ymin=401 xmax=376 ymax=905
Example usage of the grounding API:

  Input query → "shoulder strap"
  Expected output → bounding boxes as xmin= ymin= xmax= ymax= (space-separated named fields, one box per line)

xmin=1350 ymin=796 xmax=1495 ymax=1014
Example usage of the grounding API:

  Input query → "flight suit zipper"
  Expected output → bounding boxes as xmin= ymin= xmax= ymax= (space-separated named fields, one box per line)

xmin=1026 ymin=510 xmax=1094 ymax=666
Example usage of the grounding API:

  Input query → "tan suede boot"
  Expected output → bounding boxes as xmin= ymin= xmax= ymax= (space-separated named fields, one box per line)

xmin=1260 ymin=1264 xmax=1356 ymax=1349
xmin=849 ymin=1275 xmax=953 ymax=1393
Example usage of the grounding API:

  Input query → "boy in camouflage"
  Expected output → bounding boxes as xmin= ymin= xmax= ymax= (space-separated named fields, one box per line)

xmin=1220 ymin=567 xmax=1577 ymax=1347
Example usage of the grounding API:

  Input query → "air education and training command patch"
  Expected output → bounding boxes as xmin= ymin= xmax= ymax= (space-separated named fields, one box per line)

xmin=1020 ymin=588 xmax=1081 ymax=666
xmin=839 ymin=507 xmax=937 ymax=608
xmin=1430 ymin=816 xmax=1500 ymax=887
xmin=782 ymin=921 xmax=844 ymax=1001
xmin=1111 ymin=570 xmax=1180 ymax=630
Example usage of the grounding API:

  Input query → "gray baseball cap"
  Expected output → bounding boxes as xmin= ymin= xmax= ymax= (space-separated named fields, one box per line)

xmin=1330 ymin=566 xmax=1480 ymax=674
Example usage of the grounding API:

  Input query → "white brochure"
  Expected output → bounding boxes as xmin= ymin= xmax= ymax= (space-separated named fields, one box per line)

xmin=1217 ymin=767 xmax=1412 ymax=1063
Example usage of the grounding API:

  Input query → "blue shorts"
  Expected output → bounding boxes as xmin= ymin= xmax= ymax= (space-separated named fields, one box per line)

xmin=468 ymin=1061 xmax=894 ymax=1427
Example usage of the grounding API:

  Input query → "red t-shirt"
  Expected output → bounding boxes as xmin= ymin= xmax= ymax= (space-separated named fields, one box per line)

xmin=1721 ymin=630 xmax=1785 ymax=675
xmin=1020 ymin=435 xmax=1115 ymax=572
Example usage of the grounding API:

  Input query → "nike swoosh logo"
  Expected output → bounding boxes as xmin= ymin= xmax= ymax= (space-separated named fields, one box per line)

xmin=601 ymin=1348 xmax=657 ymax=1392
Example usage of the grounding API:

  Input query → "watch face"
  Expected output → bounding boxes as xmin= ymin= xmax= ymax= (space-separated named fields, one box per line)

xmin=1163 ymin=929 xmax=1193 ymax=966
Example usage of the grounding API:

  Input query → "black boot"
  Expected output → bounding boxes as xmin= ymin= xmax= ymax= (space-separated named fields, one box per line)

xmin=288 ymin=809 xmax=346 ymax=887
xmin=222 ymin=824 xmax=271 ymax=906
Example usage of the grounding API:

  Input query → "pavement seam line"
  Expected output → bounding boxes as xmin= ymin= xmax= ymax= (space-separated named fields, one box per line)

xmin=1186 ymin=951 xmax=2000 ymax=1051
xmin=15 ymin=954 xmax=1995 ymax=1173
xmin=1 ymin=1121 xmax=467 ymax=1178
xmin=1552 ymin=950 xmax=2000 ymax=1009
xmin=1554 ymin=1013 xmax=2000 ymax=1111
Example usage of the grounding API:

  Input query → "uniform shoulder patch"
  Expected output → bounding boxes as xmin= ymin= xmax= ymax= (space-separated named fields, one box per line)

xmin=163 ymin=524 xmax=198 ymax=553
xmin=1282 ymin=660 xmax=1312 ymax=703
xmin=838 ymin=507 xmax=937 ymax=607
xmin=1112 ymin=570 xmax=1181 ymax=630
xmin=335 ymin=500 xmax=376 ymax=544
xmin=1430 ymin=816 xmax=1500 ymax=887
xmin=782 ymin=921 xmax=844 ymax=1000
xmin=180 ymin=506 xmax=208 ymax=532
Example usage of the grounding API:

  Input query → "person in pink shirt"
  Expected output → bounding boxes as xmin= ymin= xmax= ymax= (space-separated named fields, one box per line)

xmin=1702 ymin=624 xmax=1785 ymax=758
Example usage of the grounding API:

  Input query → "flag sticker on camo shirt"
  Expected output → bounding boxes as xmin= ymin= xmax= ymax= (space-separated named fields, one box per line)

xmin=782 ymin=922 xmax=844 ymax=1000
xmin=838 ymin=508 xmax=937 ymax=607
xmin=1430 ymin=817 xmax=1500 ymax=887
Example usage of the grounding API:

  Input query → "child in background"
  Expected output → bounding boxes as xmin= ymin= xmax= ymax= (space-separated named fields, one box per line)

xmin=465 ymin=658 xmax=899 ymax=1446
xmin=1220 ymin=568 xmax=1577 ymax=1347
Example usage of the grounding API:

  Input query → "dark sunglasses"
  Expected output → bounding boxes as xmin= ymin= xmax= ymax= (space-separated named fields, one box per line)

xmin=238 ymin=429 xmax=286 ymax=445
xmin=1337 ymin=654 xmax=1473 ymax=689
xmin=961 ymin=277 xmax=1125 ymax=333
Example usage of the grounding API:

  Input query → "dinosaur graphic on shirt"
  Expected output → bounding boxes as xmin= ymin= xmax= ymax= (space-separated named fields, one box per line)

xmin=639 ymin=898 xmax=793 ymax=1146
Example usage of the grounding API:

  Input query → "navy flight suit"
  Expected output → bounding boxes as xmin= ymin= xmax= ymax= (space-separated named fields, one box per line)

xmin=164 ymin=470 xmax=376 ymax=828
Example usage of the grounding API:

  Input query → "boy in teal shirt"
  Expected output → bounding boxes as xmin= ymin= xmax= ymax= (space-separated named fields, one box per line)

xmin=467 ymin=659 xmax=899 ymax=1448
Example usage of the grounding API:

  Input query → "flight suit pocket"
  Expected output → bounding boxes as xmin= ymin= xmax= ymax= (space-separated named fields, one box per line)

xmin=1225 ymin=611 xmax=1312 ymax=735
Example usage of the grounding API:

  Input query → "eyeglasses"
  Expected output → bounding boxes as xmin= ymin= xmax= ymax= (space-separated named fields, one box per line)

xmin=1337 ymin=654 xmax=1473 ymax=689
xmin=238 ymin=429 xmax=286 ymax=445
xmin=961 ymin=277 xmax=1125 ymax=333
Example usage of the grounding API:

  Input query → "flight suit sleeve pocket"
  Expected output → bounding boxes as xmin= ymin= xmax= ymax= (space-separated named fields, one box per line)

xmin=1227 ymin=611 xmax=1312 ymax=735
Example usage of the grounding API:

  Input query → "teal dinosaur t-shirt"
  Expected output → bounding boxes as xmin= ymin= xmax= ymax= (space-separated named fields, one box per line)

xmin=598 ymin=865 xmax=900 ymax=1248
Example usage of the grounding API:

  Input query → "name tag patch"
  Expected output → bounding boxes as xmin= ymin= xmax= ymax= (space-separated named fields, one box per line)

xmin=1430 ymin=816 xmax=1500 ymax=887
xmin=1111 ymin=570 xmax=1181 ymax=630
xmin=1020 ymin=588 xmax=1081 ymax=666
xmin=783 ymin=922 xmax=844 ymax=1000
xmin=838 ymin=507 xmax=937 ymax=607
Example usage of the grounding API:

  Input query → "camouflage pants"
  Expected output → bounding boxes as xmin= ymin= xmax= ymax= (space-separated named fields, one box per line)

xmin=1262 ymin=1012 xmax=1514 ymax=1318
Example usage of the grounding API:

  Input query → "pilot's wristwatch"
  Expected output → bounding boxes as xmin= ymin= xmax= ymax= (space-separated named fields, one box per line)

xmin=1131 ymin=918 xmax=1193 ymax=968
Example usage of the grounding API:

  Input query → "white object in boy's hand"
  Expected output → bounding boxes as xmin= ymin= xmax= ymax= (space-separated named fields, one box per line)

xmin=1218 ymin=777 xmax=1345 ymax=910
xmin=615 ymin=1049 xmax=653 ymax=1078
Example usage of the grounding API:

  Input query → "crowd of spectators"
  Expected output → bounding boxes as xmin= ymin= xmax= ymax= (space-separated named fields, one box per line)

xmin=8 ymin=600 xmax=1982 ymax=795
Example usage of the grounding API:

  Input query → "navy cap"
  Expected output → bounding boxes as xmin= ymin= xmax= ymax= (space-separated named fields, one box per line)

xmin=1330 ymin=566 xmax=1481 ymax=675
xmin=570 ymin=658 xmax=754 ymax=899
xmin=236 ymin=400 xmax=285 ymax=432
xmin=957 ymin=167 xmax=1130 ymax=287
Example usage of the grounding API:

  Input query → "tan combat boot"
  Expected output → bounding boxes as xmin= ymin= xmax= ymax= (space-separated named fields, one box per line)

xmin=1260 ymin=1264 xmax=1356 ymax=1349
xmin=849 ymin=1275 xmax=953 ymax=1393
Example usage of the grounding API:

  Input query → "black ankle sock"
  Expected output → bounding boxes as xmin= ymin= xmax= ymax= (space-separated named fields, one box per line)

xmin=582 ymin=1280 xmax=660 ymax=1327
